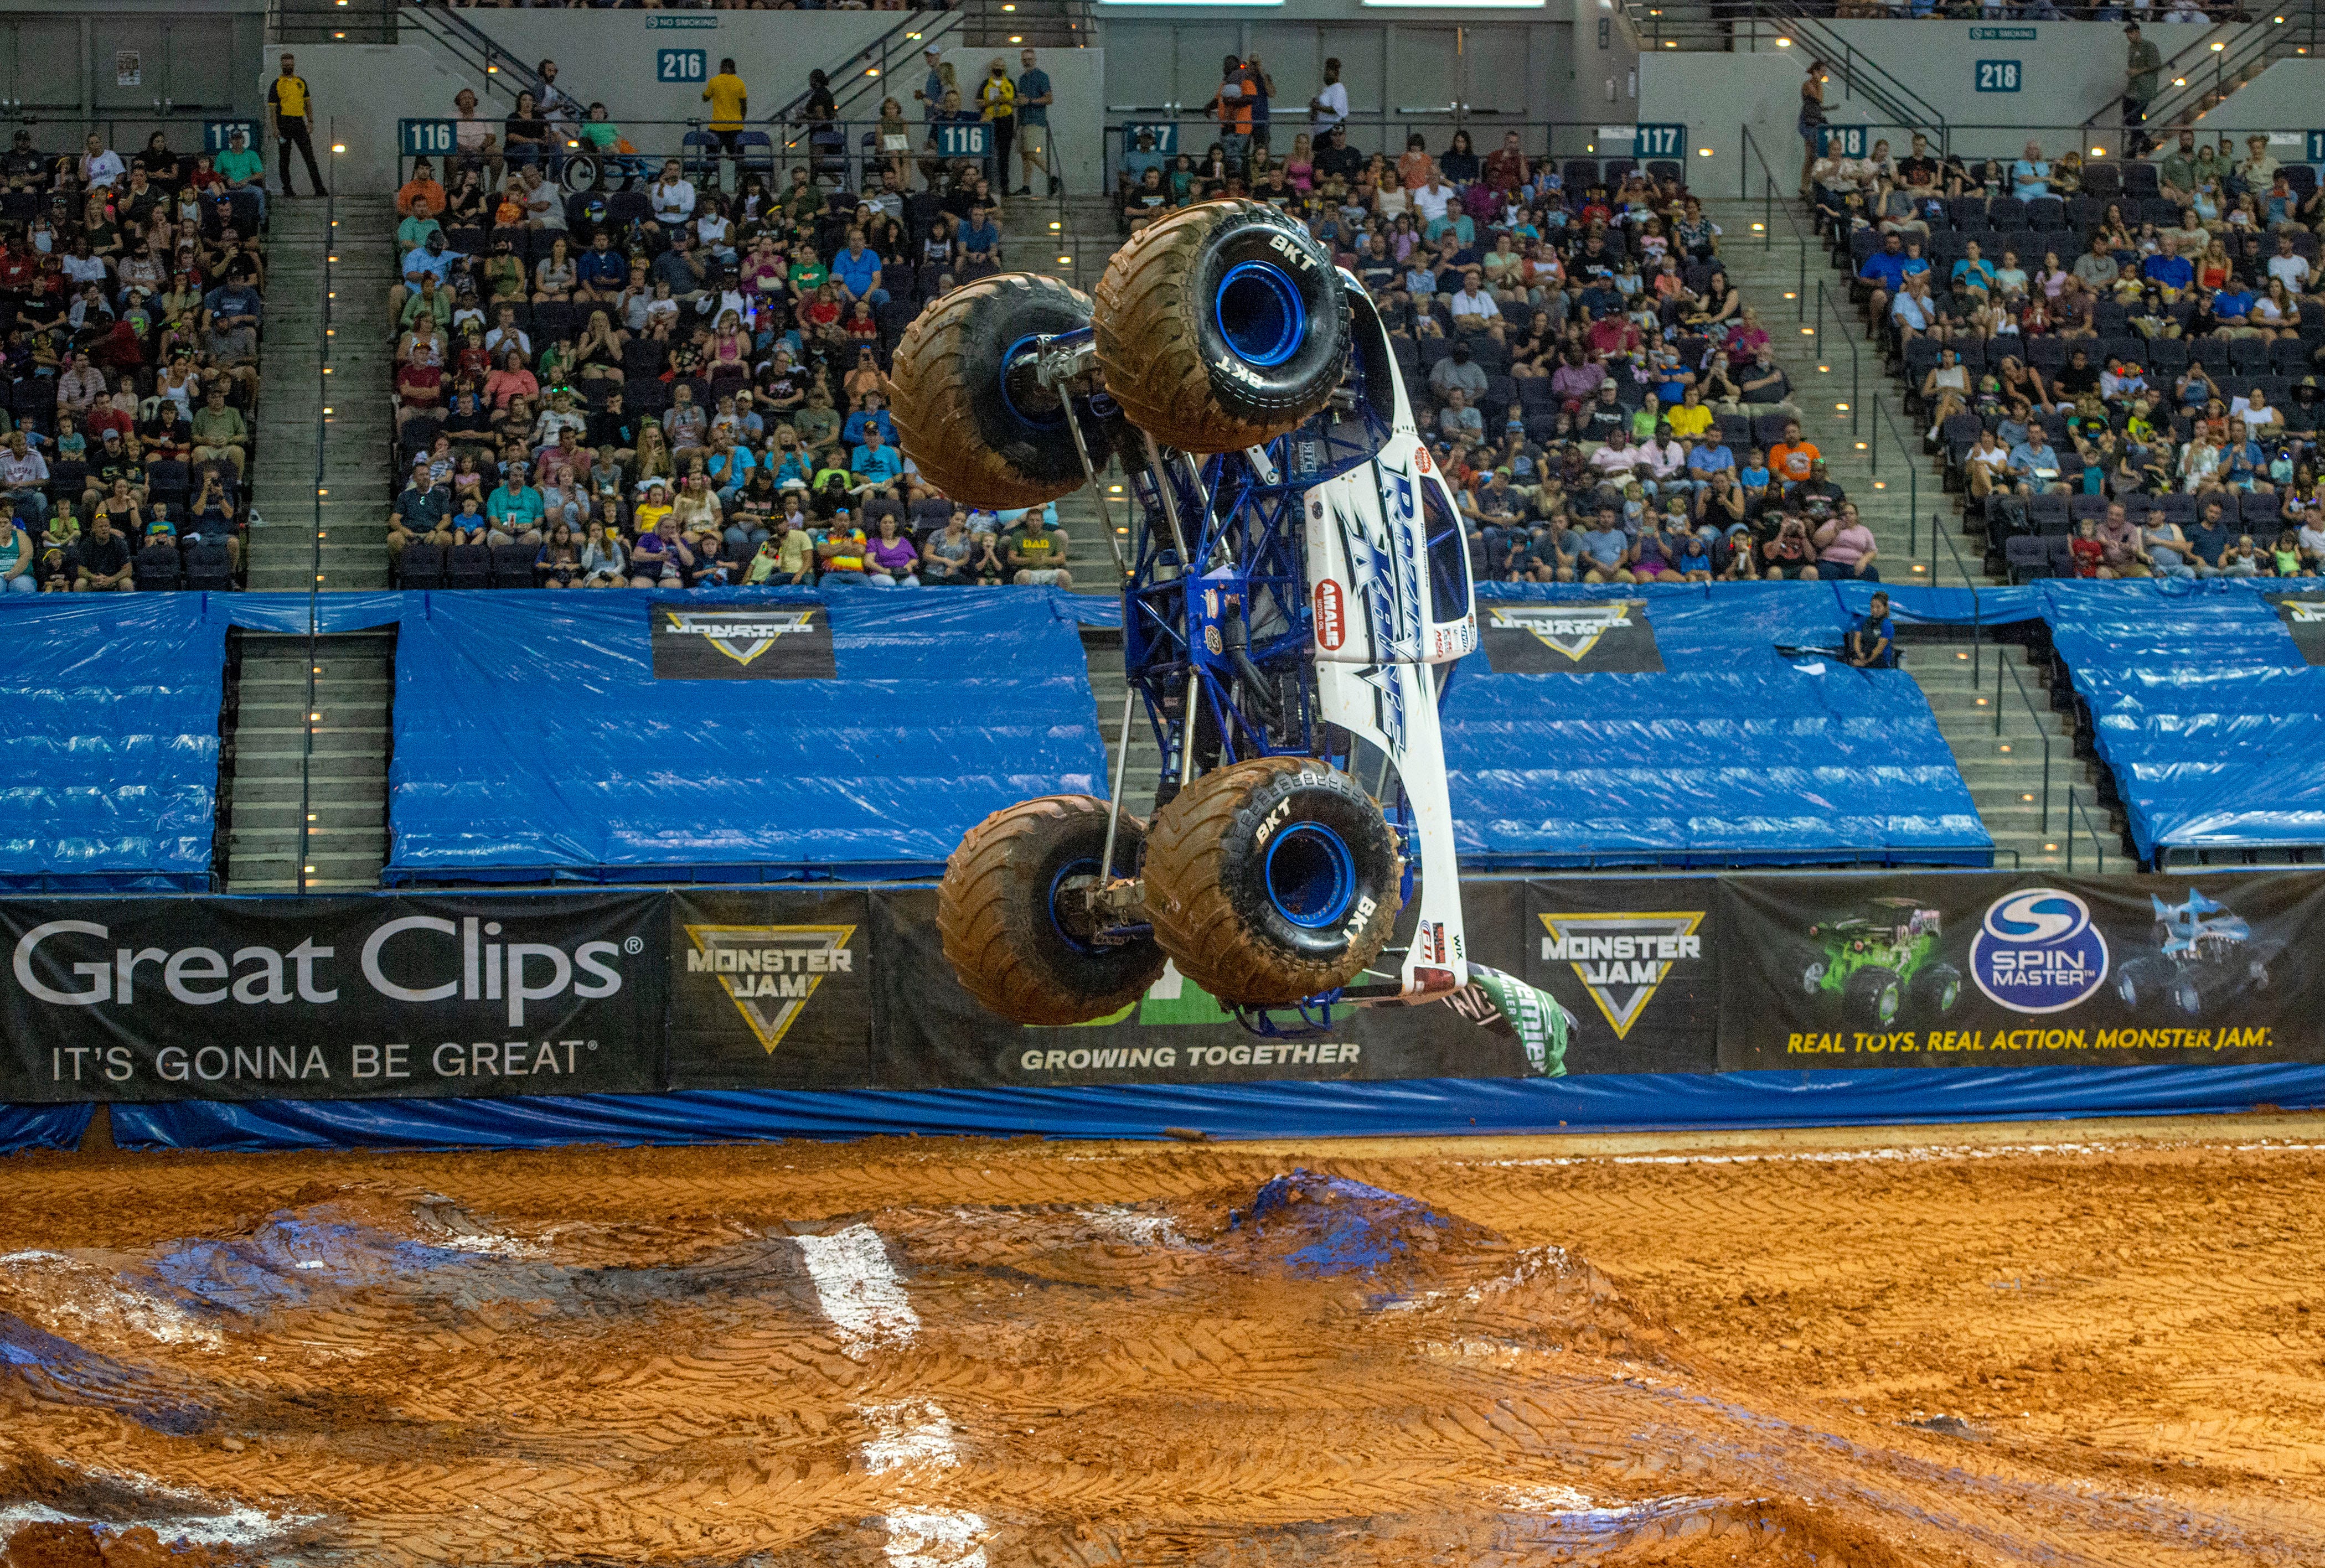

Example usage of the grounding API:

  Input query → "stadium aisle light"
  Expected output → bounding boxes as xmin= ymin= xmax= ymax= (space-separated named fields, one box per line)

xmin=2023 ymin=794 xmax=2035 ymax=802
xmin=1010 ymin=35 xmax=1023 ymax=43
xmin=865 ymin=68 xmax=880 ymax=77
xmin=1774 ymin=35 xmax=1792 ymax=45
xmin=1835 ymin=402 xmax=1848 ymax=411
xmin=1751 ymin=222 xmax=1765 ymax=231
xmin=332 ymin=31 xmax=344 ymax=39
xmin=2044 ymin=843 xmax=2058 ymax=852
xmin=2211 ymin=39 xmax=2225 ymax=49
xmin=1058 ymin=255 xmax=1071 ymax=263
xmin=1698 ymin=147 xmax=1713 ymax=157
xmin=1663 ymin=39 xmax=1676 ymax=46
xmin=1999 ymin=743 xmax=2012 ymax=752
xmin=1855 ymin=441 xmax=1866 ymax=449
xmin=1872 ymin=480 xmax=1885 ymax=489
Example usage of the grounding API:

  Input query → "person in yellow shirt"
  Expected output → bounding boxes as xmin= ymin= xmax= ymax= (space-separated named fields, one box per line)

xmin=1664 ymin=385 xmax=1714 ymax=441
xmin=267 ymin=51 xmax=328 ymax=199
xmin=702 ymin=58 xmax=748 ymax=172
xmin=974 ymin=58 xmax=1016 ymax=194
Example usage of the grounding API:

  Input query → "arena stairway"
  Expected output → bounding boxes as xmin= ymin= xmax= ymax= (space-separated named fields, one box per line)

xmin=247 ymin=195 xmax=397 ymax=595
xmin=221 ymin=631 xmax=395 ymax=893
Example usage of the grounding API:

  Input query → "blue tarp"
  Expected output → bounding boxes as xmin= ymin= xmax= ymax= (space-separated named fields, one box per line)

xmin=2044 ymin=581 xmax=2325 ymax=858
xmin=0 ymin=595 xmax=228 ymax=890
xmin=103 ymin=1062 xmax=2325 ymax=1151
xmin=1451 ymin=582 xmax=1990 ymax=866
xmin=0 ymin=1103 xmax=90 ymax=1156
xmin=385 ymin=588 xmax=1107 ymax=882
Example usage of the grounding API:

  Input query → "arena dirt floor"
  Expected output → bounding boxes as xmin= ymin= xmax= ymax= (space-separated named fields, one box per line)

xmin=2 ymin=1113 xmax=2323 ymax=1567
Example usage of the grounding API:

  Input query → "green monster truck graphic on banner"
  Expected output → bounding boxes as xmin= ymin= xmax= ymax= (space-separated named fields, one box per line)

xmin=1803 ymin=897 xmax=1964 ymax=1030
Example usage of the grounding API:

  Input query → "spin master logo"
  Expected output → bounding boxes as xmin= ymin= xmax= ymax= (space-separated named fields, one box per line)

xmin=1970 ymin=888 xmax=2109 ymax=1014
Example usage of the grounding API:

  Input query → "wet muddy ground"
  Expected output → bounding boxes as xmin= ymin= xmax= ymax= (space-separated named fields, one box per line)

xmin=2 ymin=1116 xmax=2323 ymax=1565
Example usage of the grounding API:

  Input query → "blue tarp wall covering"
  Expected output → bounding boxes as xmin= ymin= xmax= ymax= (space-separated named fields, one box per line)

xmin=1454 ymin=582 xmax=1991 ymax=866
xmin=385 ymin=588 xmax=1108 ymax=882
xmin=2043 ymin=580 xmax=2325 ymax=860
xmin=99 ymin=1062 xmax=2325 ymax=1151
xmin=0 ymin=595 xmax=229 ymax=890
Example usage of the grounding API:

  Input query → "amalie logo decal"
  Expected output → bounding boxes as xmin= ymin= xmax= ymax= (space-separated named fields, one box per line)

xmin=1314 ymin=579 xmax=1346 ymax=650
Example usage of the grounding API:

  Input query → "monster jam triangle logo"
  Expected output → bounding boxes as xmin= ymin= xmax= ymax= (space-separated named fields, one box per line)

xmin=1483 ymin=601 xmax=1665 ymax=674
xmin=1537 ymin=911 xmax=1704 ymax=1038
xmin=683 ymin=924 xmax=857 ymax=1052
xmin=652 ymin=606 xmax=838 ymax=680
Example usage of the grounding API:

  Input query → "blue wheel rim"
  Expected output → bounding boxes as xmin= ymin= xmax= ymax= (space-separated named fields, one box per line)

xmin=1264 ymin=825 xmax=1355 ymax=930
xmin=1214 ymin=261 xmax=1306 ymax=370
xmin=999 ymin=333 xmax=1066 ymax=428
xmin=1048 ymin=856 xmax=1103 ymax=953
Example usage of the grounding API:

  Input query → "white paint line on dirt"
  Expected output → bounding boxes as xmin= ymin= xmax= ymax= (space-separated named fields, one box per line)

xmin=794 ymin=1224 xmax=919 ymax=1360
xmin=881 ymin=1505 xmax=989 ymax=1568
xmin=863 ymin=1400 xmax=961 ymax=1474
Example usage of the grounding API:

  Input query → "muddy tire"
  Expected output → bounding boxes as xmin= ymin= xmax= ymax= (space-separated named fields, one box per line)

xmin=1092 ymin=199 xmax=1350 ymax=454
xmin=937 ymin=794 xmax=1164 ymax=1027
xmin=889 ymin=273 xmax=1118 ymax=510
xmin=1142 ymin=757 xmax=1402 ymax=1010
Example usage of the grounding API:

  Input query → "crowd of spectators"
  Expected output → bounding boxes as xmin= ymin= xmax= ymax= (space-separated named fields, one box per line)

xmin=0 ymin=127 xmax=265 ymax=594
xmin=1826 ymin=126 xmax=2325 ymax=582
xmin=1109 ymin=69 xmax=1879 ymax=585
xmin=388 ymin=57 xmax=1094 ymax=590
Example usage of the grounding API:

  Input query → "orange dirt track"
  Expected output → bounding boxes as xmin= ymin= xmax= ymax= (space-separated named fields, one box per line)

xmin=3 ymin=1114 xmax=2324 ymax=1566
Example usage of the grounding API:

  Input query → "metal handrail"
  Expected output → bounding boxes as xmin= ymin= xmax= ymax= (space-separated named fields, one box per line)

xmin=1931 ymin=511 xmax=1981 ymax=684
xmin=1629 ymin=0 xmax=1951 ymax=147
xmin=2080 ymin=17 xmax=2245 ymax=133
xmin=2066 ymin=786 xmax=2106 ymax=873
xmin=1868 ymin=396 xmax=1919 ymax=560
xmin=1738 ymin=125 xmax=1810 ymax=315
xmin=301 ymin=122 xmax=337 ymax=897
xmin=2136 ymin=11 xmax=2319 ymax=131
xmin=773 ymin=11 xmax=970 ymax=127
xmin=392 ymin=6 xmax=549 ymax=109
xmin=1995 ymin=649 xmax=2050 ymax=834
xmin=1812 ymin=278 xmax=1861 ymax=436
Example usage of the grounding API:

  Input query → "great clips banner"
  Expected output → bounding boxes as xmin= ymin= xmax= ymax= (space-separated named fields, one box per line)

xmin=4 ymin=872 xmax=2324 ymax=1103
xmin=0 ymin=893 xmax=666 ymax=1102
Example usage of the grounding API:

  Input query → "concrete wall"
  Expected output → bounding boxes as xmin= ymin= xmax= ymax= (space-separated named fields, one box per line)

xmin=930 ymin=45 xmax=1109 ymax=197
xmin=1640 ymin=20 xmax=2223 ymax=187
xmin=284 ymin=43 xmax=485 ymax=195
xmin=2193 ymin=58 xmax=2325 ymax=140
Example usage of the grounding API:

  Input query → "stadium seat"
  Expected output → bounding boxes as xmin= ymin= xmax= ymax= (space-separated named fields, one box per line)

xmin=398 ymin=543 xmax=446 ymax=590
xmin=490 ymin=542 xmax=537 ymax=588
xmin=182 ymin=541 xmax=233 ymax=592
xmin=446 ymin=544 xmax=492 ymax=591
xmin=132 ymin=544 xmax=182 ymax=593
xmin=2121 ymin=162 xmax=2159 ymax=199
xmin=2005 ymin=534 xmax=2050 ymax=583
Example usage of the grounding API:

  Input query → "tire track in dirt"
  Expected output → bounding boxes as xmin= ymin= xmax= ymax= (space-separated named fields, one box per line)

xmin=3 ymin=1131 xmax=2323 ymax=1564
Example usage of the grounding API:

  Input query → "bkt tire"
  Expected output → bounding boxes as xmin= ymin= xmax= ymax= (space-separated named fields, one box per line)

xmin=890 ymin=273 xmax=1118 ymax=510
xmin=1142 ymin=757 xmax=1402 ymax=1010
xmin=937 ymin=794 xmax=1164 ymax=1027
xmin=1092 ymin=198 xmax=1350 ymax=454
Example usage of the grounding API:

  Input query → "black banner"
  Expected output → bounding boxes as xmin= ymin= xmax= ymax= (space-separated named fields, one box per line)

xmin=0 ymin=893 xmax=664 ymax=1103
xmin=1523 ymin=878 xmax=1719 ymax=1075
xmin=666 ymin=889 xmax=874 ymax=1089
xmin=1718 ymin=872 xmax=2325 ymax=1069
xmin=2275 ymin=595 xmax=2325 ymax=665
xmin=1480 ymin=599 xmax=1666 ymax=674
xmin=650 ymin=604 xmax=836 ymax=680
xmin=11 ymin=870 xmax=2325 ymax=1106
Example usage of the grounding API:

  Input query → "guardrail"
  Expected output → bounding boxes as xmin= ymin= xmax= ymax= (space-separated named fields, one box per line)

xmin=772 ymin=12 xmax=970 ymax=128
xmin=1096 ymin=117 xmax=1696 ymax=187
xmin=2066 ymin=786 xmax=2106 ymax=873
xmin=1931 ymin=511 xmax=1982 ymax=682
xmin=1739 ymin=126 xmax=1812 ymax=313
xmin=1995 ymin=649 xmax=2051 ymax=836
xmin=2131 ymin=12 xmax=2319 ymax=133
xmin=1629 ymin=0 xmax=1951 ymax=146
xmin=301 ymin=125 xmax=337 ymax=898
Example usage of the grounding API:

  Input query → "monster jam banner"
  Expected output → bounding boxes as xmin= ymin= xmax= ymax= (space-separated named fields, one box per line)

xmin=0 ymin=893 xmax=665 ymax=1103
xmin=1718 ymin=872 xmax=2325 ymax=1069
xmin=1522 ymin=878 xmax=1720 ymax=1075
xmin=1481 ymin=599 xmax=1666 ymax=674
xmin=650 ymin=603 xmax=837 ymax=680
xmin=665 ymin=889 xmax=875 ymax=1090
xmin=2272 ymin=596 xmax=2325 ymax=665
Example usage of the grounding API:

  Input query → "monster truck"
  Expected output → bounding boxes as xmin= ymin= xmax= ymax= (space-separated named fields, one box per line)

xmin=887 ymin=199 xmax=1510 ymax=1037
xmin=1802 ymin=896 xmax=1962 ymax=1030
xmin=2113 ymin=889 xmax=2269 ymax=1017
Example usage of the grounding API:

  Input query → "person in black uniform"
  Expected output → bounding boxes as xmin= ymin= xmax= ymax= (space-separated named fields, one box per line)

xmin=267 ymin=53 xmax=328 ymax=199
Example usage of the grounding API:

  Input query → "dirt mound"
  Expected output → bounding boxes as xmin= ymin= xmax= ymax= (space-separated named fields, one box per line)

xmin=1222 ymin=1168 xmax=1511 ymax=1290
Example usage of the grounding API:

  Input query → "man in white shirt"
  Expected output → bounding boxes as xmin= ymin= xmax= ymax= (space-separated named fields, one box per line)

xmin=1449 ymin=269 xmax=1501 ymax=330
xmin=518 ymin=165 xmax=565 ymax=232
xmin=648 ymin=160 xmax=697 ymax=231
xmin=79 ymin=134 xmax=125 ymax=190
xmin=0 ymin=433 xmax=50 ymax=527
xmin=2267 ymin=234 xmax=2312 ymax=293
xmin=1308 ymin=58 xmax=1347 ymax=135
xmin=1410 ymin=174 xmax=1453 ymax=225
